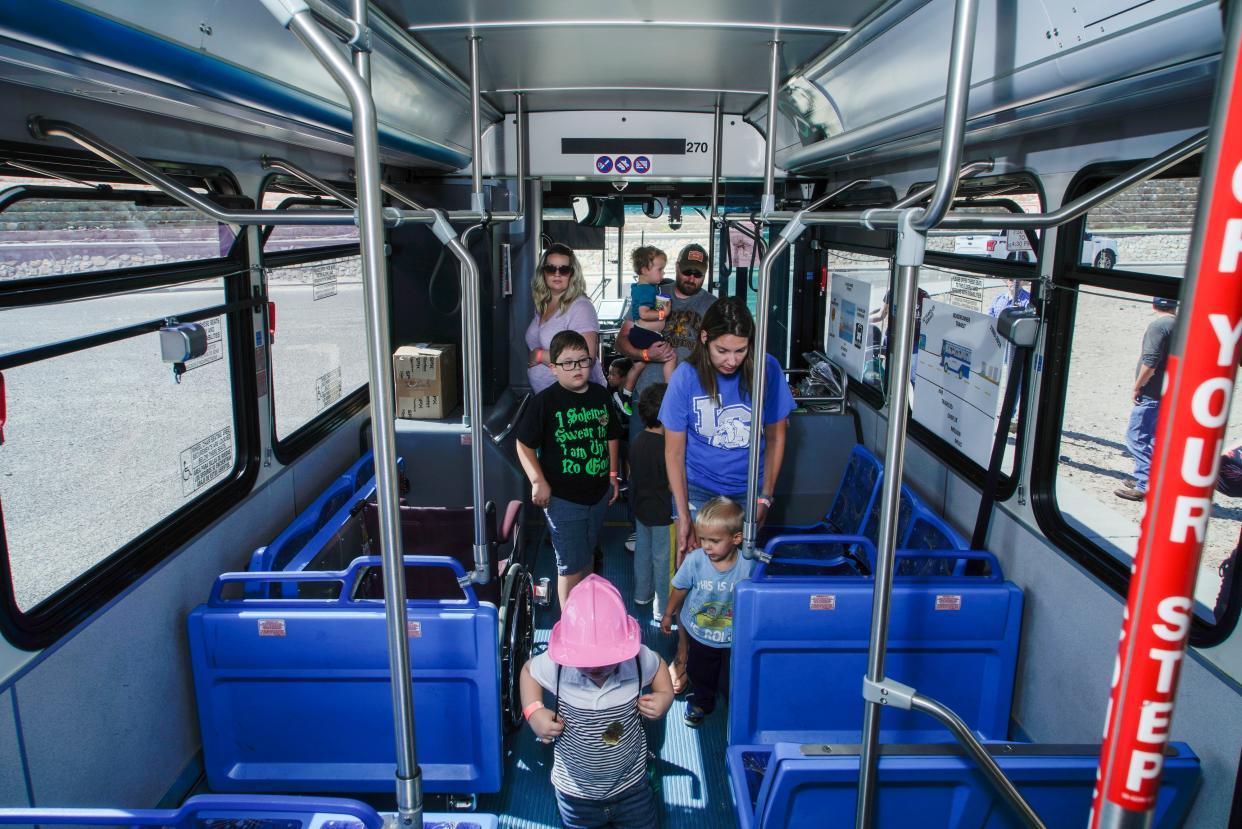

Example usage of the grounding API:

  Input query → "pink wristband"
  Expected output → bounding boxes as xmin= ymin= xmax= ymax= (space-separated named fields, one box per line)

xmin=523 ymin=701 xmax=545 ymax=720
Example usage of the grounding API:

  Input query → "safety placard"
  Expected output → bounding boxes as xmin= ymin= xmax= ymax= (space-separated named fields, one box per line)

xmin=634 ymin=155 xmax=651 ymax=174
xmin=912 ymin=301 xmax=1004 ymax=467
xmin=315 ymin=366 xmax=342 ymax=411
xmin=593 ymin=155 xmax=614 ymax=174
xmin=615 ymin=155 xmax=632 ymax=174
xmin=593 ymin=154 xmax=653 ymax=176
xmin=182 ymin=316 xmax=223 ymax=373
xmin=826 ymin=275 xmax=876 ymax=382
xmin=312 ymin=263 xmax=338 ymax=300
xmin=180 ymin=425 xmax=232 ymax=496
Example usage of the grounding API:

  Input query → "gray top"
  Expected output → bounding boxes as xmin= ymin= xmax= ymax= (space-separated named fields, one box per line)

xmin=1136 ymin=313 xmax=1175 ymax=399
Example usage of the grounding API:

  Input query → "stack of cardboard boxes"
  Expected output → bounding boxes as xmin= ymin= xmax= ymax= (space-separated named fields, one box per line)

xmin=392 ymin=343 xmax=458 ymax=419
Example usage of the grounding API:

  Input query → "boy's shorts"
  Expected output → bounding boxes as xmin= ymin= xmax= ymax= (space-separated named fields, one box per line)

xmin=627 ymin=326 xmax=665 ymax=351
xmin=545 ymin=492 xmax=609 ymax=575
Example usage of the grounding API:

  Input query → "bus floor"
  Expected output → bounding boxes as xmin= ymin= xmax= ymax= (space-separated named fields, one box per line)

xmin=477 ymin=503 xmax=736 ymax=828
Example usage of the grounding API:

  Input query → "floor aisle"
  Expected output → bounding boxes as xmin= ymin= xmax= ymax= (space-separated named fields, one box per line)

xmin=478 ymin=508 xmax=737 ymax=828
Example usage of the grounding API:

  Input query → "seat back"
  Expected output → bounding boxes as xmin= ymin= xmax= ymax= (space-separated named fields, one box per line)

xmin=825 ymin=445 xmax=883 ymax=534
xmin=726 ymin=742 xmax=1199 ymax=829
xmin=360 ymin=501 xmax=502 ymax=606
xmin=730 ymin=549 xmax=1021 ymax=745
xmin=898 ymin=503 xmax=971 ymax=576
xmin=862 ymin=480 xmax=916 ymax=548
xmin=188 ymin=556 xmax=502 ymax=795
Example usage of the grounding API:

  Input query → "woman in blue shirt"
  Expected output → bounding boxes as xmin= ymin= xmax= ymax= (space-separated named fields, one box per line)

xmin=658 ymin=297 xmax=797 ymax=558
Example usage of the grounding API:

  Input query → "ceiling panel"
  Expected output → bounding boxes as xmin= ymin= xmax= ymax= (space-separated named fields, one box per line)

xmin=372 ymin=0 xmax=887 ymax=113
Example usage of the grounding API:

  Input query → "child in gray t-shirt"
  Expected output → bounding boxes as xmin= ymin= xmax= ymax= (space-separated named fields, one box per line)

xmin=660 ymin=496 xmax=753 ymax=726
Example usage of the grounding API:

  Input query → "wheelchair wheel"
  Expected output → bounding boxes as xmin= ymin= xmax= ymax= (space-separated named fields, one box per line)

xmin=499 ymin=562 xmax=535 ymax=733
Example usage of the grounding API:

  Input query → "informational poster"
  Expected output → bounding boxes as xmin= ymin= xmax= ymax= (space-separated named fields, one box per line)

xmin=912 ymin=300 xmax=1005 ymax=466
xmin=826 ymin=274 xmax=875 ymax=381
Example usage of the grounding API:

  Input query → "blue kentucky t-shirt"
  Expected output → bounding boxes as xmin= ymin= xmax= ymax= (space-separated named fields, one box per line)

xmin=658 ymin=353 xmax=796 ymax=495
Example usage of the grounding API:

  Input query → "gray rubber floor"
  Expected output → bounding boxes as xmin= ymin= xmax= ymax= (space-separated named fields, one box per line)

xmin=477 ymin=507 xmax=737 ymax=829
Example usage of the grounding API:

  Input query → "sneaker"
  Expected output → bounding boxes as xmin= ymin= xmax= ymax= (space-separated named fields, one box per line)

xmin=625 ymin=532 xmax=637 ymax=553
xmin=634 ymin=596 xmax=653 ymax=606
xmin=1114 ymin=486 xmax=1146 ymax=502
xmin=611 ymin=390 xmax=633 ymax=416
xmin=683 ymin=706 xmax=707 ymax=728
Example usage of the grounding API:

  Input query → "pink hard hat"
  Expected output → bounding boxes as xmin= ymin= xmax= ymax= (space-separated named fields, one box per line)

xmin=547 ymin=574 xmax=641 ymax=667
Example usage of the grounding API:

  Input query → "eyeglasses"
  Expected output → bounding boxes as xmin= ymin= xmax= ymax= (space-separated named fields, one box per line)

xmin=553 ymin=357 xmax=594 ymax=370
xmin=542 ymin=264 xmax=573 ymax=276
xmin=680 ymin=269 xmax=704 ymax=278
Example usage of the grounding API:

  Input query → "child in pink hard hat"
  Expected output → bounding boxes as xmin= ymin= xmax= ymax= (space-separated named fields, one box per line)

xmin=520 ymin=574 xmax=674 ymax=829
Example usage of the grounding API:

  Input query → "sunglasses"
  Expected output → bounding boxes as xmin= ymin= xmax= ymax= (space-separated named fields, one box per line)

xmin=542 ymin=264 xmax=573 ymax=276
xmin=553 ymin=357 xmax=594 ymax=370
xmin=680 ymin=269 xmax=704 ymax=278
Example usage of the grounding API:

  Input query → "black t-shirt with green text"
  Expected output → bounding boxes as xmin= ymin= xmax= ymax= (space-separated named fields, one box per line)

xmin=516 ymin=381 xmax=622 ymax=506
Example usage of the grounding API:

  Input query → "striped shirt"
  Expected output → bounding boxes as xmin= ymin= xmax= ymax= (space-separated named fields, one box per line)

xmin=529 ymin=647 xmax=660 ymax=799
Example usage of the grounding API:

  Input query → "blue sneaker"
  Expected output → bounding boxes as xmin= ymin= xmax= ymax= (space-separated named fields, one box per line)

xmin=683 ymin=706 xmax=707 ymax=728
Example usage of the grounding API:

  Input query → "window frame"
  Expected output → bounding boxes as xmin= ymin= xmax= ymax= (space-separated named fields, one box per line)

xmin=0 ymin=194 xmax=259 ymax=648
xmin=1027 ymin=160 xmax=1235 ymax=644
xmin=259 ymin=196 xmax=368 ymax=465
xmin=813 ymin=194 xmax=1041 ymax=501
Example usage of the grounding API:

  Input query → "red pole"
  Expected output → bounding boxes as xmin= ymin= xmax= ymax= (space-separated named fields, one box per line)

xmin=1091 ymin=9 xmax=1242 ymax=828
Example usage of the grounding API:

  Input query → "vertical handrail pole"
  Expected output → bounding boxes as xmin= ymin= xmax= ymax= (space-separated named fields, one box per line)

xmin=430 ymin=212 xmax=490 ymax=582
xmin=1091 ymin=5 xmax=1242 ymax=828
xmin=351 ymin=0 xmax=370 ymax=83
xmin=761 ymin=41 xmax=782 ymax=214
xmin=469 ymin=36 xmax=486 ymax=214
xmin=857 ymin=0 xmax=977 ymax=822
xmin=911 ymin=0 xmax=979 ymax=232
xmin=856 ymin=218 xmax=925 ymax=828
xmin=275 ymin=3 xmax=423 ymax=825
xmin=708 ymin=100 xmax=724 ymax=286
xmin=515 ymin=91 xmax=527 ymax=217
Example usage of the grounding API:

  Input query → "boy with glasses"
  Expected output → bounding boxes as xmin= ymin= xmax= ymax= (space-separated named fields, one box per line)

xmin=517 ymin=330 xmax=622 ymax=609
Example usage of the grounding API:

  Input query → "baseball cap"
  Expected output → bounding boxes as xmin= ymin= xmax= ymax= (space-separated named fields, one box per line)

xmin=1152 ymin=297 xmax=1178 ymax=311
xmin=676 ymin=243 xmax=709 ymax=275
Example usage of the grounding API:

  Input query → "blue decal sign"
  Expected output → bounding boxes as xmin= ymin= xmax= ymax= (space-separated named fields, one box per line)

xmin=615 ymin=155 xmax=632 ymax=174
xmin=634 ymin=156 xmax=651 ymax=174
xmin=594 ymin=155 xmax=613 ymax=173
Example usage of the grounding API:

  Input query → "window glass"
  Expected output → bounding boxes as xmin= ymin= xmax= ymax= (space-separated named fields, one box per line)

xmin=261 ymin=193 xmax=359 ymax=253
xmin=0 ymin=288 xmax=238 ymax=610
xmin=269 ymin=255 xmax=368 ymax=441
xmin=1080 ymin=177 xmax=1198 ymax=274
xmin=823 ymin=250 xmax=891 ymax=392
xmin=1055 ymin=286 xmax=1236 ymax=622
xmin=928 ymin=195 xmax=1043 ymax=263
xmin=1 ymin=183 xmax=234 ymax=282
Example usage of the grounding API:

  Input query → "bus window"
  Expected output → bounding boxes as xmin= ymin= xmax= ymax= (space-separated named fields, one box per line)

xmin=261 ymin=191 xmax=360 ymax=253
xmin=1049 ymin=174 xmax=1234 ymax=624
xmin=267 ymin=254 xmax=368 ymax=444
xmin=0 ymin=178 xmax=237 ymax=281
xmin=1080 ymin=178 xmax=1198 ymax=273
xmin=0 ymin=280 xmax=240 ymax=612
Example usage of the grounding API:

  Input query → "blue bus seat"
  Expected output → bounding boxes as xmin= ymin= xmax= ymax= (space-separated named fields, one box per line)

xmin=188 ymin=556 xmax=502 ymax=795
xmin=357 ymin=500 xmax=525 ymax=608
xmin=249 ymin=453 xmax=403 ymax=574
xmin=862 ymin=480 xmax=918 ymax=548
xmin=761 ymin=444 xmax=883 ymax=545
xmin=730 ymin=541 xmax=1021 ymax=746
xmin=900 ymin=502 xmax=972 ymax=576
xmin=0 ymin=794 xmax=499 ymax=829
xmin=726 ymin=742 xmax=1199 ymax=829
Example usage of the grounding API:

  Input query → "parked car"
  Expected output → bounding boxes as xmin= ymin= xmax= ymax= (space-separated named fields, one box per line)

xmin=952 ymin=230 xmax=1118 ymax=269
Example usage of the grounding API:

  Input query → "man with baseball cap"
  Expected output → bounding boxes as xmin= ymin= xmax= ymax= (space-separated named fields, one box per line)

xmin=1117 ymin=296 xmax=1178 ymax=501
xmin=616 ymin=243 xmax=717 ymax=444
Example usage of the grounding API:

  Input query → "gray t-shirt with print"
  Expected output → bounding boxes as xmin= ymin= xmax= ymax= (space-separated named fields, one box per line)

xmin=633 ymin=287 xmax=718 ymax=401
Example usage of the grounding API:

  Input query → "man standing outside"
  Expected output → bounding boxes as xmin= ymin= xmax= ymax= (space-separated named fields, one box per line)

xmin=1116 ymin=297 xmax=1178 ymax=502
xmin=617 ymin=243 xmax=718 ymax=445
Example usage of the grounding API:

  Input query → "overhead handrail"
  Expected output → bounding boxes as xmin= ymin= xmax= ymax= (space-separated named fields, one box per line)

xmin=891 ymin=160 xmax=994 ymax=209
xmin=262 ymin=156 xmax=357 ymax=208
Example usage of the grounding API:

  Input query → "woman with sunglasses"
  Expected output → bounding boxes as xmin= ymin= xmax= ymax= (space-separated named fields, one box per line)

xmin=526 ymin=243 xmax=607 ymax=392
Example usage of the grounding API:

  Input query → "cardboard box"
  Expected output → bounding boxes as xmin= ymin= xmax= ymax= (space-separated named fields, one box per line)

xmin=393 ymin=343 xmax=458 ymax=419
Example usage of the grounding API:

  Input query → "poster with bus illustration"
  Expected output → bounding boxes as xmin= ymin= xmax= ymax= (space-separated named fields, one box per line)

xmin=913 ymin=300 xmax=1004 ymax=466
